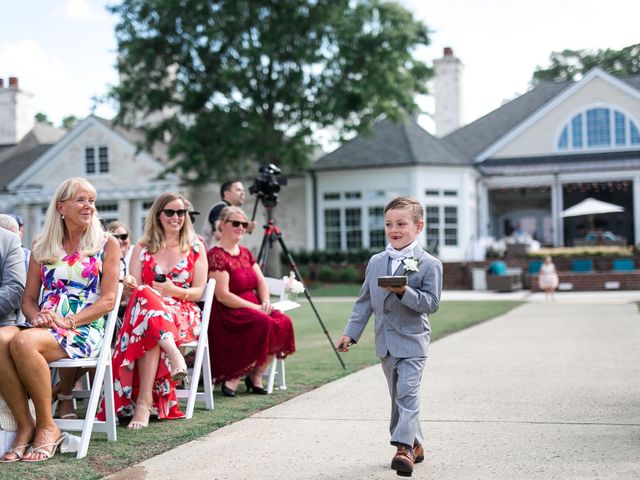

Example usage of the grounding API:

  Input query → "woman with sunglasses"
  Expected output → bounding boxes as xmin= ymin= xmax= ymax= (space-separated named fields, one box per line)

xmin=101 ymin=193 xmax=207 ymax=429
xmin=207 ymin=206 xmax=295 ymax=397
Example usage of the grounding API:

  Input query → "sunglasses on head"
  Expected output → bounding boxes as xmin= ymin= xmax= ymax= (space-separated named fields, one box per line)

xmin=113 ymin=233 xmax=129 ymax=241
xmin=226 ymin=220 xmax=249 ymax=229
xmin=161 ymin=209 xmax=187 ymax=218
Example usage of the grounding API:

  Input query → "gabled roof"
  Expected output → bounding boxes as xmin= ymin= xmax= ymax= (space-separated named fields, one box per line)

xmin=312 ymin=114 xmax=468 ymax=171
xmin=91 ymin=116 xmax=169 ymax=163
xmin=0 ymin=122 xmax=66 ymax=191
xmin=442 ymin=80 xmax=573 ymax=160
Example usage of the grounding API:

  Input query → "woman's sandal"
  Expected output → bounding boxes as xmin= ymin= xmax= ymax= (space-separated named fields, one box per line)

xmin=127 ymin=401 xmax=152 ymax=430
xmin=168 ymin=352 xmax=189 ymax=382
xmin=56 ymin=393 xmax=78 ymax=420
xmin=0 ymin=443 xmax=31 ymax=463
xmin=22 ymin=433 xmax=68 ymax=463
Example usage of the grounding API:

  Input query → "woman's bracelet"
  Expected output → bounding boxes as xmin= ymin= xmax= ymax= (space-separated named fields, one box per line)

xmin=67 ymin=315 xmax=77 ymax=330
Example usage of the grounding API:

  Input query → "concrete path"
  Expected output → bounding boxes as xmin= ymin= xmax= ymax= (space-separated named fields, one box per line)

xmin=108 ymin=293 xmax=640 ymax=479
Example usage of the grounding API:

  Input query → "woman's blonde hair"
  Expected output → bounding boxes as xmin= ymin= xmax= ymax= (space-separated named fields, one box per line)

xmin=139 ymin=192 xmax=194 ymax=253
xmin=106 ymin=220 xmax=130 ymax=235
xmin=216 ymin=206 xmax=248 ymax=232
xmin=33 ymin=177 xmax=107 ymax=264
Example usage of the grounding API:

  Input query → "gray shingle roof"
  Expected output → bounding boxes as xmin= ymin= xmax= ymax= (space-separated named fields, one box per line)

xmin=312 ymin=114 xmax=468 ymax=171
xmin=92 ymin=116 xmax=169 ymax=163
xmin=441 ymin=81 xmax=573 ymax=160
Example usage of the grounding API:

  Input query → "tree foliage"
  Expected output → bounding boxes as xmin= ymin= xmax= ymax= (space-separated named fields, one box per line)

xmin=61 ymin=115 xmax=79 ymax=130
xmin=109 ymin=0 xmax=432 ymax=185
xmin=532 ymin=43 xmax=640 ymax=84
xmin=34 ymin=112 xmax=53 ymax=125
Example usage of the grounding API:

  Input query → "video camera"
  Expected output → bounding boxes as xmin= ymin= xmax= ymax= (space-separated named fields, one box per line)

xmin=249 ymin=163 xmax=288 ymax=208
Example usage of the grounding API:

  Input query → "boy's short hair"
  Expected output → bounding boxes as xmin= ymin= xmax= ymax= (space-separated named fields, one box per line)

xmin=384 ymin=196 xmax=424 ymax=223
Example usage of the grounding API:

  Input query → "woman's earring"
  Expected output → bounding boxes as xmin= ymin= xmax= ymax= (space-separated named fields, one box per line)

xmin=61 ymin=213 xmax=65 ymax=220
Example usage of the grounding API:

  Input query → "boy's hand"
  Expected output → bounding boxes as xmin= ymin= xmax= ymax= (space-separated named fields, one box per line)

xmin=382 ymin=285 xmax=406 ymax=297
xmin=336 ymin=336 xmax=354 ymax=352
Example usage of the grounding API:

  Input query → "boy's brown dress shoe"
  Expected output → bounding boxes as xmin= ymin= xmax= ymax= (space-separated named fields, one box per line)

xmin=413 ymin=442 xmax=424 ymax=463
xmin=391 ymin=445 xmax=414 ymax=477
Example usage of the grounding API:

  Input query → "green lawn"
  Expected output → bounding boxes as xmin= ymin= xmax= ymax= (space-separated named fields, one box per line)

xmin=4 ymin=299 xmax=521 ymax=479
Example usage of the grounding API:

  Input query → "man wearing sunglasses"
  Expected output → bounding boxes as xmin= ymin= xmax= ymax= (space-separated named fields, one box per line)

xmin=205 ymin=179 xmax=257 ymax=242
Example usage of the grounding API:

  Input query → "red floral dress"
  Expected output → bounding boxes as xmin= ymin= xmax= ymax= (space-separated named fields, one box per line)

xmin=208 ymin=246 xmax=295 ymax=383
xmin=101 ymin=242 xmax=202 ymax=421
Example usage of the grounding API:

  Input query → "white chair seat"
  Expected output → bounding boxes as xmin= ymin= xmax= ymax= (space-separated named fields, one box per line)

xmin=49 ymin=283 xmax=123 ymax=459
xmin=263 ymin=277 xmax=300 ymax=394
xmin=175 ymin=278 xmax=216 ymax=418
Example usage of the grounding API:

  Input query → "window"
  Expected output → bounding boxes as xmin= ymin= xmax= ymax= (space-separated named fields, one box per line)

xmin=444 ymin=206 xmax=458 ymax=246
xmin=97 ymin=203 xmax=119 ymax=225
xmin=425 ymin=189 xmax=439 ymax=196
xmin=323 ymin=192 xmax=340 ymax=200
xmin=324 ymin=209 xmax=341 ymax=250
xmin=368 ymin=207 xmax=386 ymax=249
xmin=345 ymin=208 xmax=362 ymax=249
xmin=443 ymin=190 xmax=458 ymax=197
xmin=557 ymin=107 xmax=640 ymax=151
xmin=85 ymin=147 xmax=96 ymax=174
xmin=425 ymin=206 xmax=440 ymax=249
xmin=85 ymin=146 xmax=109 ymax=174
xmin=344 ymin=191 xmax=361 ymax=200
xmin=425 ymin=205 xmax=458 ymax=248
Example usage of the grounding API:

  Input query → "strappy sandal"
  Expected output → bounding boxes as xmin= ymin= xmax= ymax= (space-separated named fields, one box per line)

xmin=0 ymin=443 xmax=31 ymax=463
xmin=56 ymin=393 xmax=78 ymax=420
xmin=168 ymin=352 xmax=189 ymax=382
xmin=127 ymin=401 xmax=152 ymax=430
xmin=22 ymin=433 xmax=68 ymax=463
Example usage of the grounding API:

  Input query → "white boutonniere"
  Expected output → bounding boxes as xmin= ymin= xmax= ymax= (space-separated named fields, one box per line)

xmin=402 ymin=257 xmax=421 ymax=274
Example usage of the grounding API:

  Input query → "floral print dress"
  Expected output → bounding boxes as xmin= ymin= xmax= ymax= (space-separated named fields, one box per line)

xmin=41 ymin=242 xmax=106 ymax=359
xmin=106 ymin=242 xmax=202 ymax=421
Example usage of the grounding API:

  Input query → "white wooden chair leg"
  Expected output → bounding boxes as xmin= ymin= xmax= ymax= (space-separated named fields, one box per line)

xmin=103 ymin=365 xmax=117 ymax=442
xmin=277 ymin=359 xmax=287 ymax=391
xmin=202 ymin=343 xmax=214 ymax=410
xmin=266 ymin=358 xmax=277 ymax=394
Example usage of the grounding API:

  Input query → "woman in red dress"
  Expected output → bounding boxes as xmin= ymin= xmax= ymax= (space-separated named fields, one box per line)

xmin=208 ymin=206 xmax=295 ymax=396
xmin=103 ymin=193 xmax=207 ymax=429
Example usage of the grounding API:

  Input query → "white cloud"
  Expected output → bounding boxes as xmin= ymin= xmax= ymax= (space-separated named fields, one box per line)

xmin=65 ymin=0 xmax=92 ymax=19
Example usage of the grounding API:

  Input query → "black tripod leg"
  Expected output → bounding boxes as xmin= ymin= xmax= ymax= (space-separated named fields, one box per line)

xmin=275 ymin=235 xmax=346 ymax=370
xmin=257 ymin=229 xmax=271 ymax=271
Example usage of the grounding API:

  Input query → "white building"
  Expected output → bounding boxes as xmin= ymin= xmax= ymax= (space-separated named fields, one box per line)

xmin=310 ymin=51 xmax=640 ymax=261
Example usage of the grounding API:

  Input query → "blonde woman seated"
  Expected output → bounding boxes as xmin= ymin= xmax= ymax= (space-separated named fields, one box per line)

xmin=0 ymin=177 xmax=120 ymax=462
xmin=208 ymin=206 xmax=295 ymax=396
xmin=100 ymin=193 xmax=207 ymax=429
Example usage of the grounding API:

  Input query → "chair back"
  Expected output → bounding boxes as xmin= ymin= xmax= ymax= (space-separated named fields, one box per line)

xmin=571 ymin=258 xmax=594 ymax=273
xmin=488 ymin=261 xmax=507 ymax=276
xmin=612 ymin=258 xmax=635 ymax=272
xmin=528 ymin=260 xmax=543 ymax=274
xmin=197 ymin=278 xmax=216 ymax=338
xmin=264 ymin=276 xmax=287 ymax=302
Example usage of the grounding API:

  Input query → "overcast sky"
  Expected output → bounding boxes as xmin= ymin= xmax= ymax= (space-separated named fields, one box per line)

xmin=2 ymin=0 xmax=639 ymax=134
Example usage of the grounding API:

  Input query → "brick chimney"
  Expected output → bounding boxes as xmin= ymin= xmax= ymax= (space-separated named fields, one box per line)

xmin=0 ymin=77 xmax=34 ymax=145
xmin=434 ymin=47 xmax=464 ymax=137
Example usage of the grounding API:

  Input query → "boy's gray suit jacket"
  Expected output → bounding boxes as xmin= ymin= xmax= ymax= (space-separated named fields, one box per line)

xmin=344 ymin=244 xmax=442 ymax=359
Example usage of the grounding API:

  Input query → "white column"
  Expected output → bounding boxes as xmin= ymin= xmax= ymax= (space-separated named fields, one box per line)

xmin=551 ymin=175 xmax=563 ymax=246
xmin=633 ymin=176 xmax=640 ymax=245
xmin=478 ymin=181 xmax=489 ymax=237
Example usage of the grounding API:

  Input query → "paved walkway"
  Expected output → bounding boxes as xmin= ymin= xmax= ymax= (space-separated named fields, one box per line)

xmin=108 ymin=292 xmax=640 ymax=479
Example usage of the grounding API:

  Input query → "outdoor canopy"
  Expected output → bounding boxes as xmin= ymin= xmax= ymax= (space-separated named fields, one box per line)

xmin=560 ymin=197 xmax=624 ymax=218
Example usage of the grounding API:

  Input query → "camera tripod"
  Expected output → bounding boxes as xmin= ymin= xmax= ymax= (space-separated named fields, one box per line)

xmin=256 ymin=204 xmax=346 ymax=370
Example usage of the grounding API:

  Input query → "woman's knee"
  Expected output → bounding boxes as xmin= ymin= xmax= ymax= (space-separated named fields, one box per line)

xmin=9 ymin=329 xmax=44 ymax=358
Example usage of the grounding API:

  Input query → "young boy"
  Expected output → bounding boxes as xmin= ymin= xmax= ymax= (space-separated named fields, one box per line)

xmin=336 ymin=196 xmax=442 ymax=477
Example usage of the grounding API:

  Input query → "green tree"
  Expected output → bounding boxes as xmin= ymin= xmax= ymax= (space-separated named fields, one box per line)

xmin=61 ymin=115 xmax=79 ymax=130
xmin=34 ymin=112 xmax=53 ymax=125
xmin=533 ymin=43 xmax=640 ymax=84
xmin=109 ymin=0 xmax=432 ymax=185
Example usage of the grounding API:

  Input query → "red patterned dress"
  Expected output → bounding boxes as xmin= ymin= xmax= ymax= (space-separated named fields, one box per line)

xmin=208 ymin=246 xmax=295 ymax=382
xmin=101 ymin=242 xmax=202 ymax=421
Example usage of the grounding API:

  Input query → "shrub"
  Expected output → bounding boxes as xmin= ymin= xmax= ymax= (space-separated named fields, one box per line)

xmin=317 ymin=265 xmax=337 ymax=282
xmin=337 ymin=265 xmax=360 ymax=283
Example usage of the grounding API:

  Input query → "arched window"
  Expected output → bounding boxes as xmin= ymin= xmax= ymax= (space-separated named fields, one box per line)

xmin=557 ymin=107 xmax=640 ymax=151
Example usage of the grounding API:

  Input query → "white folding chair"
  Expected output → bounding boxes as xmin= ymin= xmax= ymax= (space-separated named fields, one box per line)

xmin=175 ymin=278 xmax=216 ymax=419
xmin=263 ymin=277 xmax=301 ymax=394
xmin=49 ymin=283 xmax=123 ymax=459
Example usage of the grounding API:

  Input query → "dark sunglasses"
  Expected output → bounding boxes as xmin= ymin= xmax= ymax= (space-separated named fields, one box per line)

xmin=113 ymin=233 xmax=129 ymax=241
xmin=161 ymin=209 xmax=187 ymax=218
xmin=226 ymin=220 xmax=249 ymax=229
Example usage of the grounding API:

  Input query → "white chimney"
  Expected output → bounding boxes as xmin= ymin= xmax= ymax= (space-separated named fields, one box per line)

xmin=434 ymin=47 xmax=464 ymax=137
xmin=0 ymin=77 xmax=35 ymax=145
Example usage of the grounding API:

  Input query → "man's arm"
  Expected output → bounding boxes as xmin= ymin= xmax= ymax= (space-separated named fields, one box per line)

xmin=0 ymin=233 xmax=26 ymax=317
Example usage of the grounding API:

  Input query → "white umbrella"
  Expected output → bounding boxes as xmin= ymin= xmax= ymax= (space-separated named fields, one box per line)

xmin=561 ymin=197 xmax=624 ymax=231
xmin=561 ymin=198 xmax=624 ymax=218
